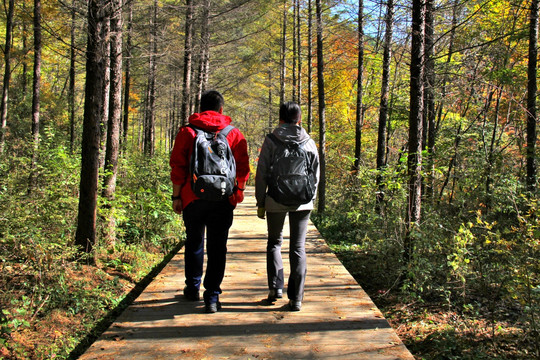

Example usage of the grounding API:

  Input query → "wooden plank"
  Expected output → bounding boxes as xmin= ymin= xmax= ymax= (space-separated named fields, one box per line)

xmin=80 ymin=187 xmax=414 ymax=359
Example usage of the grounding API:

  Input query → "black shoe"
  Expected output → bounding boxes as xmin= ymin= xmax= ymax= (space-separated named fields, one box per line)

xmin=183 ymin=286 xmax=200 ymax=301
xmin=268 ymin=288 xmax=283 ymax=301
xmin=205 ymin=301 xmax=222 ymax=313
xmin=289 ymin=300 xmax=301 ymax=311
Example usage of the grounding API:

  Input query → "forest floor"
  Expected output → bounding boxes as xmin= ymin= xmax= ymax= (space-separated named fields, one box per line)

xmin=333 ymin=251 xmax=538 ymax=360
xmin=381 ymin=295 xmax=533 ymax=359
xmin=0 ymin=245 xmax=175 ymax=360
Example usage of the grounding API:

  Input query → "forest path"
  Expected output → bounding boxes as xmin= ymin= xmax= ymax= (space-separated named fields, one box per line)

xmin=79 ymin=187 xmax=414 ymax=359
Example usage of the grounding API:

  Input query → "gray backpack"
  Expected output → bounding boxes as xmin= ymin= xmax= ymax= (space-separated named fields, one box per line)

xmin=189 ymin=124 xmax=236 ymax=201
xmin=266 ymin=134 xmax=316 ymax=206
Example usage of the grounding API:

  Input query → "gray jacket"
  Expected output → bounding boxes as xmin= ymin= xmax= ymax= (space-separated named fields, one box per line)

xmin=255 ymin=123 xmax=320 ymax=212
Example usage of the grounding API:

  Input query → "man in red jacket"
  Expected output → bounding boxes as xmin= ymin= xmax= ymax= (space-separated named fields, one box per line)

xmin=170 ymin=90 xmax=250 ymax=313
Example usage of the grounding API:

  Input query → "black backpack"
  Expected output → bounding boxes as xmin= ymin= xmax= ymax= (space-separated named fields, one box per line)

xmin=266 ymin=133 xmax=316 ymax=206
xmin=189 ymin=124 xmax=236 ymax=201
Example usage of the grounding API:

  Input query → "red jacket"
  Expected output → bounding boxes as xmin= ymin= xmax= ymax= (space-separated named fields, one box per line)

xmin=170 ymin=111 xmax=250 ymax=209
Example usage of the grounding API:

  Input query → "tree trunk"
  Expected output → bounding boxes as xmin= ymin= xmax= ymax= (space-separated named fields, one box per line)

xmin=375 ymin=0 xmax=393 ymax=205
xmin=75 ymin=0 xmax=109 ymax=253
xmin=307 ymin=0 xmax=313 ymax=133
xmin=0 ymin=0 xmax=15 ymax=154
xmin=404 ymin=0 xmax=425 ymax=265
xmin=144 ymin=0 xmax=157 ymax=156
xmin=292 ymin=0 xmax=297 ymax=102
xmin=103 ymin=0 xmax=123 ymax=199
xmin=268 ymin=66 xmax=273 ymax=131
xmin=195 ymin=0 xmax=210 ymax=112
xmin=29 ymin=0 xmax=42 ymax=193
xmin=353 ymin=0 xmax=365 ymax=171
xmin=527 ymin=0 xmax=538 ymax=193
xmin=69 ymin=0 xmax=77 ymax=153
xmin=170 ymin=71 xmax=179 ymax=148
xmin=180 ymin=0 xmax=194 ymax=125
xmin=99 ymin=15 xmax=111 ymax=165
xmin=435 ymin=0 xmax=459 ymax=202
xmin=122 ymin=0 xmax=133 ymax=148
xmin=424 ymin=0 xmax=436 ymax=198
xmin=22 ymin=1 xmax=29 ymax=97
xmin=280 ymin=0 xmax=288 ymax=105
xmin=316 ymin=0 xmax=326 ymax=213
xmin=436 ymin=0 xmax=458 ymax=127
xmin=296 ymin=0 xmax=302 ymax=106
xmin=485 ymin=87 xmax=502 ymax=210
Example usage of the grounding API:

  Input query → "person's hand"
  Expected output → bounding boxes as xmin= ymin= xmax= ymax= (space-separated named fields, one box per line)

xmin=257 ymin=207 xmax=265 ymax=219
xmin=229 ymin=188 xmax=245 ymax=206
xmin=173 ymin=199 xmax=183 ymax=215
xmin=235 ymin=189 xmax=244 ymax=203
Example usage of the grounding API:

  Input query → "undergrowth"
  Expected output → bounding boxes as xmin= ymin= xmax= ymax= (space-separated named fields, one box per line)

xmin=313 ymin=166 xmax=539 ymax=360
xmin=0 ymin=134 xmax=184 ymax=359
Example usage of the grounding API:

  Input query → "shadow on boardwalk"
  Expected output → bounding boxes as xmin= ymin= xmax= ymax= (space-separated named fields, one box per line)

xmin=79 ymin=187 xmax=414 ymax=359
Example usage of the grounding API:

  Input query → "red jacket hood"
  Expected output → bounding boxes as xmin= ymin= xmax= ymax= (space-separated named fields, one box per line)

xmin=188 ymin=111 xmax=231 ymax=132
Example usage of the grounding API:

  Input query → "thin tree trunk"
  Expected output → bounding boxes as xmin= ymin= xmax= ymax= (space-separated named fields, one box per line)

xmin=103 ymin=0 xmax=123 ymax=199
xmin=375 ymin=0 xmax=393 ymax=205
xmin=170 ymin=71 xmax=179 ymax=148
xmin=307 ymin=0 xmax=313 ymax=133
xmin=316 ymin=0 xmax=326 ymax=213
xmin=297 ymin=0 xmax=302 ymax=106
xmin=22 ymin=1 xmax=28 ymax=97
xmin=75 ymin=0 xmax=109 ymax=253
xmin=29 ymin=0 xmax=42 ymax=193
xmin=353 ymin=0 xmax=364 ymax=171
xmin=404 ymin=0 xmax=425 ymax=265
xmin=434 ymin=0 xmax=459 ymax=197
xmin=374 ymin=1 xmax=384 ymax=52
xmin=122 ymin=0 xmax=133 ymax=148
xmin=424 ymin=0 xmax=436 ymax=198
xmin=527 ymin=0 xmax=538 ymax=193
xmin=385 ymin=44 xmax=408 ymax=166
xmin=268 ymin=67 xmax=273 ymax=131
xmin=485 ymin=87 xmax=502 ymax=210
xmin=195 ymin=0 xmax=210 ymax=111
xmin=180 ymin=0 xmax=194 ymax=125
xmin=99 ymin=15 xmax=111 ymax=166
xmin=438 ymin=123 xmax=461 ymax=202
xmin=69 ymin=0 xmax=77 ymax=153
xmin=144 ymin=0 xmax=157 ymax=156
xmin=292 ymin=0 xmax=297 ymax=102
xmin=280 ymin=0 xmax=288 ymax=105
xmin=0 ymin=0 xmax=15 ymax=154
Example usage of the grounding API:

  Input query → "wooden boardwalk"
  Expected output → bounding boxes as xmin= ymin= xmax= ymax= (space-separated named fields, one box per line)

xmin=80 ymin=188 xmax=414 ymax=359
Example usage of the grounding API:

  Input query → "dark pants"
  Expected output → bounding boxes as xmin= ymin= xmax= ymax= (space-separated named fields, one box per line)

xmin=266 ymin=210 xmax=310 ymax=301
xmin=182 ymin=199 xmax=234 ymax=304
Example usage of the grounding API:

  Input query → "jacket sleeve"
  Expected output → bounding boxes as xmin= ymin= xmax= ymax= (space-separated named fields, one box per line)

xmin=170 ymin=126 xmax=194 ymax=187
xmin=306 ymin=139 xmax=320 ymax=198
xmin=255 ymin=136 xmax=273 ymax=208
xmin=229 ymin=128 xmax=250 ymax=187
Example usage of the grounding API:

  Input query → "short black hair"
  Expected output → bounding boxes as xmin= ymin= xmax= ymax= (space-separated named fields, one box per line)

xmin=279 ymin=101 xmax=301 ymax=124
xmin=200 ymin=90 xmax=224 ymax=112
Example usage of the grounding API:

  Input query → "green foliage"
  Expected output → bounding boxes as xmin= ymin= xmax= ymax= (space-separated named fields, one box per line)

xmin=99 ymin=151 xmax=182 ymax=252
xmin=0 ymin=137 xmax=184 ymax=358
xmin=315 ymin=156 xmax=539 ymax=358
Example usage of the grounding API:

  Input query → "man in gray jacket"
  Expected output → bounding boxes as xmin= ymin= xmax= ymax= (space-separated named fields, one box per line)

xmin=255 ymin=101 xmax=320 ymax=311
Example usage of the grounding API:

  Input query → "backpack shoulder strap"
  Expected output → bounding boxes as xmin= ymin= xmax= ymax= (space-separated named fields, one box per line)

xmin=219 ymin=125 xmax=235 ymax=138
xmin=267 ymin=133 xmax=281 ymax=145
xmin=187 ymin=124 xmax=205 ymax=135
